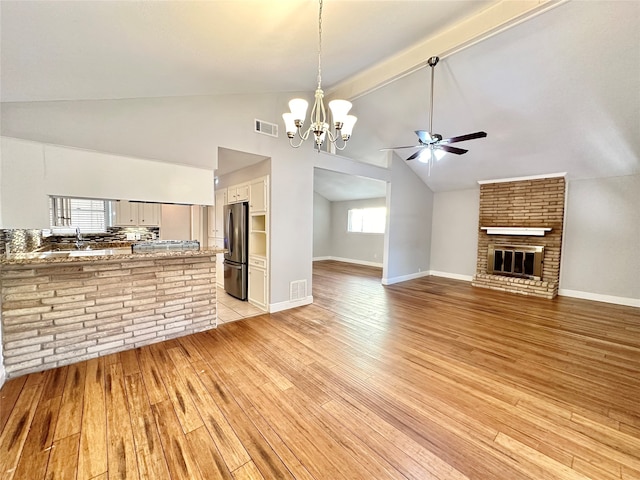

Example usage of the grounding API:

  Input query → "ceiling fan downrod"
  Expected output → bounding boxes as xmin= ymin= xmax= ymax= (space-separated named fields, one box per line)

xmin=427 ymin=56 xmax=439 ymax=135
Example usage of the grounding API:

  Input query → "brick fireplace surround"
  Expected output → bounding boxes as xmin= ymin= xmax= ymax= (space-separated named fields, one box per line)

xmin=472 ymin=176 xmax=566 ymax=299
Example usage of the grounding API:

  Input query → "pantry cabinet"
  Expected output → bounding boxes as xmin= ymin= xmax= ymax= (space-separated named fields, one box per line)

xmin=208 ymin=189 xmax=227 ymax=238
xmin=249 ymin=177 xmax=268 ymax=213
xmin=247 ymin=175 xmax=269 ymax=310
xmin=208 ymin=188 xmax=228 ymax=288
xmin=248 ymin=255 xmax=267 ymax=309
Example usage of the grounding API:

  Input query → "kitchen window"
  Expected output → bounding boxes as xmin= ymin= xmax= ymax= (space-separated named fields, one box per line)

xmin=347 ymin=207 xmax=386 ymax=234
xmin=50 ymin=197 xmax=111 ymax=233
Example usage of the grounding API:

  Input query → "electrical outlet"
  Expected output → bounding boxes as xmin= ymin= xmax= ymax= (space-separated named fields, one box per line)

xmin=126 ymin=233 xmax=136 ymax=240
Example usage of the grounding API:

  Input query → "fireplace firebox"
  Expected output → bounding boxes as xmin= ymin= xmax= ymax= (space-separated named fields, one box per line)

xmin=487 ymin=244 xmax=544 ymax=280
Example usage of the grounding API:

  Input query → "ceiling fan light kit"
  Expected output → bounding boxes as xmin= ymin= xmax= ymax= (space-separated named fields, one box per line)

xmin=381 ymin=55 xmax=487 ymax=173
xmin=283 ymin=0 xmax=357 ymax=152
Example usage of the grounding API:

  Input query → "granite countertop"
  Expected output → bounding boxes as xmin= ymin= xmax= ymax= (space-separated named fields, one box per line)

xmin=1 ymin=246 xmax=225 ymax=266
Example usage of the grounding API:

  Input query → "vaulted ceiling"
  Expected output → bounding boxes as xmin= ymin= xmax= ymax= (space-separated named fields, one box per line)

xmin=1 ymin=0 xmax=638 ymax=194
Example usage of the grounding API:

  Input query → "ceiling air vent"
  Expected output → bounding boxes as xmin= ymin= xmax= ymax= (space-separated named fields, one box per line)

xmin=255 ymin=119 xmax=278 ymax=138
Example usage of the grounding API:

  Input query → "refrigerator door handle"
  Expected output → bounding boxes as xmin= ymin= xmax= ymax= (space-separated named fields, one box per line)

xmin=226 ymin=209 xmax=233 ymax=256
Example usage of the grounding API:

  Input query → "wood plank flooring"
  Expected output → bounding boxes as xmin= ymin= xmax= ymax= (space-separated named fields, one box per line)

xmin=1 ymin=259 xmax=639 ymax=479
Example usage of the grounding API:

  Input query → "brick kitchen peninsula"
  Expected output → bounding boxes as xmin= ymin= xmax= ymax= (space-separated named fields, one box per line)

xmin=0 ymin=248 xmax=223 ymax=379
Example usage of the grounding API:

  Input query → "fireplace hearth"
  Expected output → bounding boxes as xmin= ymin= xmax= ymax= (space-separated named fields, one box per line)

xmin=487 ymin=244 xmax=544 ymax=280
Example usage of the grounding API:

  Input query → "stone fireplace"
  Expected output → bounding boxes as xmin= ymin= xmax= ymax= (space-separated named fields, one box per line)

xmin=472 ymin=175 xmax=565 ymax=299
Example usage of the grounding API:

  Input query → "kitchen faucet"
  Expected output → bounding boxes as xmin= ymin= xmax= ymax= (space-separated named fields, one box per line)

xmin=75 ymin=227 xmax=85 ymax=249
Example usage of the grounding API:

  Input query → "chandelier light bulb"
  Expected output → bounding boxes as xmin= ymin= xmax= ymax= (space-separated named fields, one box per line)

xmin=328 ymin=99 xmax=352 ymax=129
xmin=288 ymin=98 xmax=309 ymax=125
xmin=282 ymin=113 xmax=297 ymax=137
xmin=340 ymin=115 xmax=357 ymax=139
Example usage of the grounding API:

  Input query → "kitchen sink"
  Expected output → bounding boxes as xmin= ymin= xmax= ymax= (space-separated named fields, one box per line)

xmin=38 ymin=251 xmax=70 ymax=258
xmin=37 ymin=248 xmax=131 ymax=259
xmin=69 ymin=248 xmax=131 ymax=257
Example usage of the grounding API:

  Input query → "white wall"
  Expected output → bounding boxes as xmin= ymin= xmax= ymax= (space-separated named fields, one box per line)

xmin=313 ymin=192 xmax=331 ymax=258
xmin=160 ymin=204 xmax=192 ymax=240
xmin=430 ymin=188 xmax=480 ymax=280
xmin=0 ymin=137 xmax=49 ymax=228
xmin=560 ymin=174 xmax=640 ymax=305
xmin=217 ymin=159 xmax=271 ymax=189
xmin=329 ymin=197 xmax=386 ymax=266
xmin=44 ymin=144 xmax=214 ymax=205
xmin=0 ymin=136 xmax=214 ymax=229
xmin=383 ymin=155 xmax=434 ymax=284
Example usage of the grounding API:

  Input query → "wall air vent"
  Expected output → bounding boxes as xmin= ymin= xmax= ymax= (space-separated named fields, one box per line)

xmin=290 ymin=280 xmax=307 ymax=301
xmin=255 ymin=119 xmax=278 ymax=137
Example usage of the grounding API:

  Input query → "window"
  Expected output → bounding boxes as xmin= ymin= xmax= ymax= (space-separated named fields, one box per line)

xmin=50 ymin=197 xmax=110 ymax=233
xmin=347 ymin=207 xmax=386 ymax=234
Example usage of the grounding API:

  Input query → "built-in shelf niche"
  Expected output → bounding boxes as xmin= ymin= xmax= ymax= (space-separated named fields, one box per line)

xmin=250 ymin=213 xmax=267 ymax=256
xmin=251 ymin=215 xmax=266 ymax=232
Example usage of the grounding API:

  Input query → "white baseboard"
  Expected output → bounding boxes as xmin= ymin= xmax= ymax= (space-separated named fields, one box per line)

xmin=0 ymin=364 xmax=6 ymax=390
xmin=382 ymin=270 xmax=430 ymax=285
xmin=269 ymin=295 xmax=314 ymax=313
xmin=558 ymin=289 xmax=640 ymax=308
xmin=313 ymin=256 xmax=383 ymax=268
xmin=428 ymin=271 xmax=474 ymax=282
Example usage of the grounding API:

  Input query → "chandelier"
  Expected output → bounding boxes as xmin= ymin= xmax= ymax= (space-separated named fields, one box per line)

xmin=282 ymin=0 xmax=357 ymax=152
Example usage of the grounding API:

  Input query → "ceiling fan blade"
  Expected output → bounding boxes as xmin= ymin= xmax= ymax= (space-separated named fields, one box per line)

xmin=440 ymin=131 xmax=487 ymax=144
xmin=379 ymin=145 xmax=424 ymax=151
xmin=406 ymin=150 xmax=423 ymax=161
xmin=414 ymin=130 xmax=434 ymax=144
xmin=438 ymin=145 xmax=468 ymax=155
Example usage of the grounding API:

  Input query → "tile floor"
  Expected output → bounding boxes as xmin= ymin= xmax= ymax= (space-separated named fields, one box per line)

xmin=216 ymin=286 xmax=265 ymax=323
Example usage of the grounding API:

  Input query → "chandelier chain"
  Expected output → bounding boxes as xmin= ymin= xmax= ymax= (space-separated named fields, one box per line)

xmin=317 ymin=0 xmax=323 ymax=90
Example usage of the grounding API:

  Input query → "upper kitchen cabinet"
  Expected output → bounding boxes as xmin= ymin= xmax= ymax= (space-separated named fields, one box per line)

xmin=249 ymin=176 xmax=268 ymax=213
xmin=139 ymin=202 xmax=161 ymax=226
xmin=115 ymin=200 xmax=160 ymax=226
xmin=115 ymin=200 xmax=138 ymax=225
xmin=227 ymin=183 xmax=249 ymax=204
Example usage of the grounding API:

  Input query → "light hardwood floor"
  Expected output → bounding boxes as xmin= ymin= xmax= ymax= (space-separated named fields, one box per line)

xmin=1 ymin=260 xmax=639 ymax=479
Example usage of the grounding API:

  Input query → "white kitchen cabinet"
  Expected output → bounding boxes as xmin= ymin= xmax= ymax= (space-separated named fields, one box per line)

xmin=228 ymin=183 xmax=249 ymax=204
xmin=115 ymin=201 xmax=160 ymax=226
xmin=247 ymin=174 xmax=269 ymax=310
xmin=211 ymin=189 xmax=227 ymax=238
xmin=139 ymin=202 xmax=160 ymax=226
xmin=215 ymin=238 xmax=225 ymax=287
xmin=115 ymin=200 xmax=138 ymax=225
xmin=249 ymin=176 xmax=268 ymax=213
xmin=248 ymin=256 xmax=267 ymax=309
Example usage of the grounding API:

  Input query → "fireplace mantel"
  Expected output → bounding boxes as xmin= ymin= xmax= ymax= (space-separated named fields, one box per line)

xmin=481 ymin=227 xmax=552 ymax=236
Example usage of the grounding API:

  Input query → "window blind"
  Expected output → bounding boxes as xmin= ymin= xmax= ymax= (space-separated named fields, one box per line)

xmin=50 ymin=197 xmax=109 ymax=232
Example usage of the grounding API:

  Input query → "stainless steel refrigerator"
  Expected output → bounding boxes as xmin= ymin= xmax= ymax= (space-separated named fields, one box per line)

xmin=223 ymin=202 xmax=248 ymax=300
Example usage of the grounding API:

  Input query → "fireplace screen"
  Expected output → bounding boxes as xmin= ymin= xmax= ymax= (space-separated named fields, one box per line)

xmin=487 ymin=244 xmax=544 ymax=280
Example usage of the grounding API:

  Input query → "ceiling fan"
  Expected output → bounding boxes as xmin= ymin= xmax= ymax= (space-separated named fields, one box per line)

xmin=381 ymin=56 xmax=487 ymax=172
